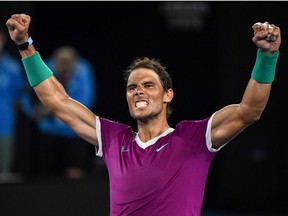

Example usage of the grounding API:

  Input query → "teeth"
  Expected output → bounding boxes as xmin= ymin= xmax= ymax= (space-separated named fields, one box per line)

xmin=136 ymin=101 xmax=148 ymax=108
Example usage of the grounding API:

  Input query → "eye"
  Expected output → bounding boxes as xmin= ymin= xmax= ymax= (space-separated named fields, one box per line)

xmin=144 ymin=83 xmax=154 ymax=88
xmin=127 ymin=85 xmax=136 ymax=91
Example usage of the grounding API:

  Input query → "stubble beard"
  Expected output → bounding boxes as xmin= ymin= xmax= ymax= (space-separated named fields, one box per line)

xmin=133 ymin=110 xmax=161 ymax=124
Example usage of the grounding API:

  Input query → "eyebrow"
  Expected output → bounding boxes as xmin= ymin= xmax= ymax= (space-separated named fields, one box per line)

xmin=126 ymin=81 xmax=156 ymax=88
xmin=142 ymin=81 xmax=156 ymax=85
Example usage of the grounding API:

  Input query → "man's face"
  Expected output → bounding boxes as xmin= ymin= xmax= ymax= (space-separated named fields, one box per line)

xmin=126 ymin=68 xmax=173 ymax=121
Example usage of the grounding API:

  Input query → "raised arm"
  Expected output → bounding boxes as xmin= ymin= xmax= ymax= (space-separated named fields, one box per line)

xmin=6 ymin=14 xmax=98 ymax=146
xmin=211 ymin=21 xmax=281 ymax=149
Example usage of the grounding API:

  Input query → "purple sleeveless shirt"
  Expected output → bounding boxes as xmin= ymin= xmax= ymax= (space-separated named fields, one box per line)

xmin=96 ymin=116 xmax=218 ymax=216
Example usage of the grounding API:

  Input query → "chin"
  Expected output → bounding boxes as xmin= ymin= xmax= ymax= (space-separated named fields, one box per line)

xmin=132 ymin=113 xmax=150 ymax=121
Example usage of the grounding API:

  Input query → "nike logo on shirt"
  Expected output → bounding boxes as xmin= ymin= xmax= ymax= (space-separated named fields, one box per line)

xmin=121 ymin=146 xmax=129 ymax=152
xmin=156 ymin=143 xmax=169 ymax=152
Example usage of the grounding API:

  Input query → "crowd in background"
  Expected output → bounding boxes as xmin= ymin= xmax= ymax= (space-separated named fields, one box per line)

xmin=0 ymin=24 xmax=102 ymax=183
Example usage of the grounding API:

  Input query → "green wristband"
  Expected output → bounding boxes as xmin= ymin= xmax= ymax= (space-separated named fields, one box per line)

xmin=22 ymin=52 xmax=53 ymax=87
xmin=251 ymin=49 xmax=279 ymax=83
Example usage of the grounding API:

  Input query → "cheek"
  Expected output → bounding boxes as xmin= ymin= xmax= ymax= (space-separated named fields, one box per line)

xmin=126 ymin=91 xmax=131 ymax=101
xmin=126 ymin=94 xmax=134 ymax=107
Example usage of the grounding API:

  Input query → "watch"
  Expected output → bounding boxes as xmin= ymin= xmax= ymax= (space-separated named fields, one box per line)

xmin=16 ymin=36 xmax=33 ymax=50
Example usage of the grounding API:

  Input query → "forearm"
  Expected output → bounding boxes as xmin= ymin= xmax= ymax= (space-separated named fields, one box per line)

xmin=239 ymin=50 xmax=279 ymax=122
xmin=239 ymin=78 xmax=271 ymax=123
xmin=33 ymin=76 xmax=69 ymax=113
xmin=33 ymin=69 xmax=97 ymax=145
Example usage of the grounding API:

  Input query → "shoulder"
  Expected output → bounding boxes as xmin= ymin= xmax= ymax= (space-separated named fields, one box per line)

xmin=173 ymin=118 xmax=210 ymax=140
xmin=176 ymin=118 xmax=210 ymax=130
xmin=98 ymin=117 xmax=132 ymax=132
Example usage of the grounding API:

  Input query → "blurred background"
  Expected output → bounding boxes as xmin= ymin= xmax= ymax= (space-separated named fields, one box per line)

xmin=0 ymin=1 xmax=288 ymax=216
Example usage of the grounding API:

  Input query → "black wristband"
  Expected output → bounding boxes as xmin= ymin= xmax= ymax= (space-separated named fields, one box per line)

xmin=16 ymin=36 xmax=33 ymax=50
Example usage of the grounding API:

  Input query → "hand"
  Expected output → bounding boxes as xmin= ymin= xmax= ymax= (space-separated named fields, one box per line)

xmin=6 ymin=13 xmax=31 ymax=44
xmin=252 ymin=21 xmax=281 ymax=54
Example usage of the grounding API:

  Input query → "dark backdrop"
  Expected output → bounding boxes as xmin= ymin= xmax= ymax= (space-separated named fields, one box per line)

xmin=1 ymin=2 xmax=288 ymax=215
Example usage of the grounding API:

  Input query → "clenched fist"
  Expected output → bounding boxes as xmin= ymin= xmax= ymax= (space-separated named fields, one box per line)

xmin=6 ymin=13 xmax=31 ymax=44
xmin=251 ymin=21 xmax=281 ymax=54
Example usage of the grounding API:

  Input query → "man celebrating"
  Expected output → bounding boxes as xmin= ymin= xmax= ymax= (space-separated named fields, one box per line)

xmin=6 ymin=13 xmax=281 ymax=215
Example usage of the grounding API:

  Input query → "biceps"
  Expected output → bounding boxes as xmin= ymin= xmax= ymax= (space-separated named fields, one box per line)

xmin=211 ymin=104 xmax=252 ymax=148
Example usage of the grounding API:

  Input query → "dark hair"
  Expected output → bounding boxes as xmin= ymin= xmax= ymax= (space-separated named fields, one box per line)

xmin=123 ymin=57 xmax=173 ymax=118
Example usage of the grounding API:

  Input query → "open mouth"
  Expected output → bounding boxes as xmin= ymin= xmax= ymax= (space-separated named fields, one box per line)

xmin=135 ymin=101 xmax=148 ymax=108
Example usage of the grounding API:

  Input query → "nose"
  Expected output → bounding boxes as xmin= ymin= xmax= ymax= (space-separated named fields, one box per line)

xmin=135 ymin=89 xmax=144 ymax=96
xmin=135 ymin=86 xmax=144 ymax=95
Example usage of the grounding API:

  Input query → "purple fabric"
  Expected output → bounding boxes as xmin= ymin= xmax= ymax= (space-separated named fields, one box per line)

xmin=99 ymin=117 xmax=217 ymax=216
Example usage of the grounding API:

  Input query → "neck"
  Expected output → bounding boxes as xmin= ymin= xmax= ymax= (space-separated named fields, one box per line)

xmin=137 ymin=118 xmax=170 ymax=142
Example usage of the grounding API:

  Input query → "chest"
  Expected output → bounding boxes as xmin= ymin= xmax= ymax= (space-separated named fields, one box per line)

xmin=107 ymin=136 xmax=197 ymax=187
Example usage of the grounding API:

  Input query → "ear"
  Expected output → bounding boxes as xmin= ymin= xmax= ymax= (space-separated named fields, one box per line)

xmin=164 ymin=89 xmax=174 ymax=103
